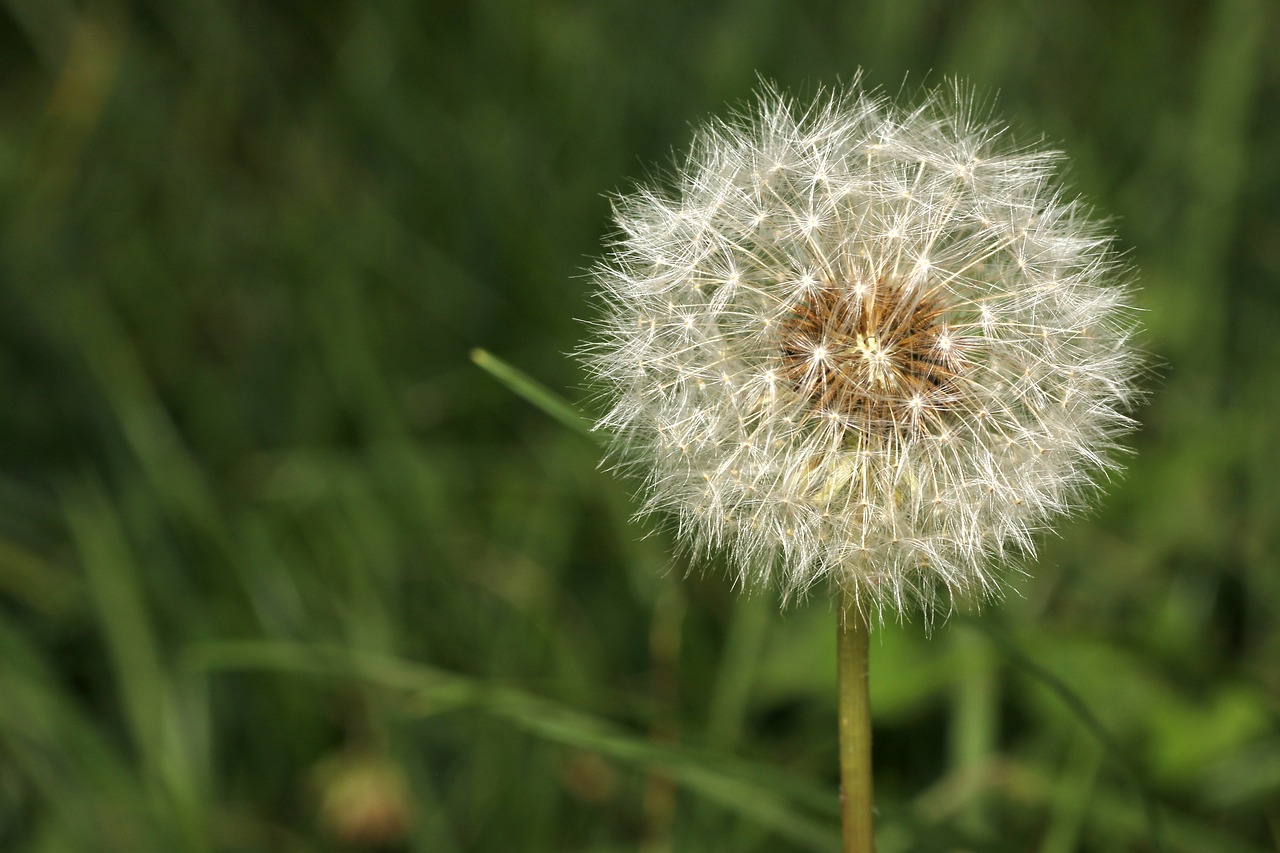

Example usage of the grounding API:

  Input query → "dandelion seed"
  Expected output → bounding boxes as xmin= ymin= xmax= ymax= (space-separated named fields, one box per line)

xmin=582 ymin=79 xmax=1143 ymax=624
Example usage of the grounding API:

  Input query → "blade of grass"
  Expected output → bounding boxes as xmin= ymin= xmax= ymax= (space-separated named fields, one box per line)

xmin=958 ymin=616 xmax=1163 ymax=853
xmin=0 ymin=613 xmax=155 ymax=849
xmin=949 ymin=624 xmax=997 ymax=834
xmin=64 ymin=477 xmax=208 ymax=853
xmin=188 ymin=639 xmax=840 ymax=851
xmin=59 ymin=286 xmax=223 ymax=535
xmin=706 ymin=593 xmax=772 ymax=752
xmin=0 ymin=534 xmax=83 ymax=618
xmin=471 ymin=348 xmax=598 ymax=443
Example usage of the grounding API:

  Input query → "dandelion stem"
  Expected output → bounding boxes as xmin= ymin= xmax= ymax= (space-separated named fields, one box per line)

xmin=837 ymin=589 xmax=875 ymax=852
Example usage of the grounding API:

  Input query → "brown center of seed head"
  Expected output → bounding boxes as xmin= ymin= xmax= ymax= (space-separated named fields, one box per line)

xmin=779 ymin=276 xmax=965 ymax=436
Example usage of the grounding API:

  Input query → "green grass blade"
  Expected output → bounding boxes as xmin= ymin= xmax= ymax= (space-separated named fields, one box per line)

xmin=188 ymin=639 xmax=839 ymax=851
xmin=64 ymin=478 xmax=208 ymax=852
xmin=470 ymin=348 xmax=599 ymax=443
xmin=960 ymin=617 xmax=1164 ymax=853
xmin=0 ymin=614 xmax=155 ymax=848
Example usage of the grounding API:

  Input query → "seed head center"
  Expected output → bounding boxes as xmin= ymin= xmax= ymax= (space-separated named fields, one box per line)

xmin=779 ymin=278 xmax=964 ymax=433
xmin=852 ymin=332 xmax=891 ymax=386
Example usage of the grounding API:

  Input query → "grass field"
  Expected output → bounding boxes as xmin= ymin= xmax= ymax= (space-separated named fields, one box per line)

xmin=1 ymin=1 xmax=1278 ymax=850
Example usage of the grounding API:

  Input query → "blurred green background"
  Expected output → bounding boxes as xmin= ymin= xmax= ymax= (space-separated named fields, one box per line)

xmin=1 ymin=1 xmax=1278 ymax=851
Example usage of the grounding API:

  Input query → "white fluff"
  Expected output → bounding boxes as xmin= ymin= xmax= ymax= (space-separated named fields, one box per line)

xmin=582 ymin=81 xmax=1143 ymax=623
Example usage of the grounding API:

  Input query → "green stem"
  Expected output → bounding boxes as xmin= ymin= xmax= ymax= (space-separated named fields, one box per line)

xmin=838 ymin=590 xmax=875 ymax=852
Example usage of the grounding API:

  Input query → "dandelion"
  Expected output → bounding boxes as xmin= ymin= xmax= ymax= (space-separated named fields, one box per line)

xmin=583 ymin=80 xmax=1142 ymax=621
xmin=580 ymin=79 xmax=1142 ymax=851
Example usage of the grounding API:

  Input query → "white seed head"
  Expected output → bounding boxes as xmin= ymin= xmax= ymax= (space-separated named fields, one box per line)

xmin=581 ymin=80 xmax=1143 ymax=623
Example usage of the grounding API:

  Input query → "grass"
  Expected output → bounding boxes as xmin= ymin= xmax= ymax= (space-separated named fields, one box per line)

xmin=1 ymin=1 xmax=1278 ymax=850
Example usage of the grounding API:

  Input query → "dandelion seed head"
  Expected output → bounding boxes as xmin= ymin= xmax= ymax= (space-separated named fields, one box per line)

xmin=582 ymin=79 xmax=1143 ymax=623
